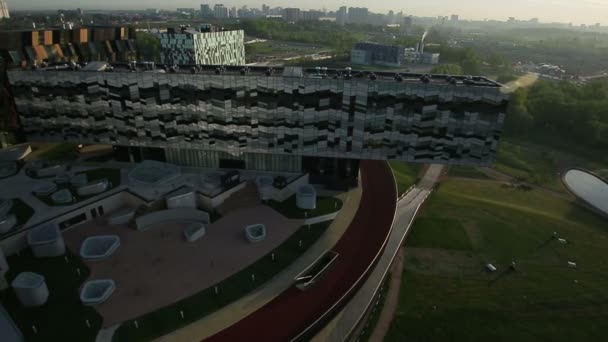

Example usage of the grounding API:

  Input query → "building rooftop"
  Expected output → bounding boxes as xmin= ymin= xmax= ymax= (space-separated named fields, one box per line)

xmin=10 ymin=62 xmax=503 ymax=88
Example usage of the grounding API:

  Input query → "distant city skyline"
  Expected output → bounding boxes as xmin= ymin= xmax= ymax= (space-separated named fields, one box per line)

xmin=7 ymin=0 xmax=608 ymax=25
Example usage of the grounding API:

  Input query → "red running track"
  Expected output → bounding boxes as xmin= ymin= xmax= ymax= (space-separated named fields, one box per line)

xmin=205 ymin=160 xmax=398 ymax=342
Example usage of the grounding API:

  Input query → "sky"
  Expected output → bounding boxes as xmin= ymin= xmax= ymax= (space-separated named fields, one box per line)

xmin=7 ymin=0 xmax=608 ymax=25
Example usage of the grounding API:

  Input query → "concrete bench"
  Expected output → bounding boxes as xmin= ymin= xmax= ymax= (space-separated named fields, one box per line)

xmin=245 ymin=224 xmax=267 ymax=243
xmin=108 ymin=208 xmax=136 ymax=225
xmin=77 ymin=179 xmax=110 ymax=197
xmin=296 ymin=185 xmax=317 ymax=210
xmin=0 ymin=214 xmax=16 ymax=235
xmin=80 ymin=235 xmax=120 ymax=261
xmin=184 ymin=223 xmax=206 ymax=242
xmin=12 ymin=272 xmax=49 ymax=307
xmin=135 ymin=209 xmax=210 ymax=232
xmin=80 ymin=279 xmax=115 ymax=305
xmin=27 ymin=223 xmax=65 ymax=257
xmin=50 ymin=189 xmax=73 ymax=205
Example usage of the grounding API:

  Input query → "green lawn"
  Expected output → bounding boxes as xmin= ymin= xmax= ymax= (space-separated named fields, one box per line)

xmin=448 ymin=166 xmax=491 ymax=180
xmin=405 ymin=217 xmax=473 ymax=251
xmin=10 ymin=198 xmax=35 ymax=227
xmin=266 ymin=195 xmax=343 ymax=219
xmin=386 ymin=178 xmax=608 ymax=342
xmin=35 ymin=168 xmax=121 ymax=206
xmin=113 ymin=221 xmax=331 ymax=342
xmin=389 ymin=161 xmax=421 ymax=196
xmin=0 ymin=251 xmax=102 ymax=342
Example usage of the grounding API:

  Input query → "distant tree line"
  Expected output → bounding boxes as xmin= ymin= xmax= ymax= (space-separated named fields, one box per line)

xmin=504 ymin=79 xmax=608 ymax=151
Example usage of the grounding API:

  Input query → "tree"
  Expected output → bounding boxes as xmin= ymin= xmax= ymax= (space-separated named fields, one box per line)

xmin=431 ymin=64 xmax=463 ymax=75
xmin=136 ymin=32 xmax=161 ymax=63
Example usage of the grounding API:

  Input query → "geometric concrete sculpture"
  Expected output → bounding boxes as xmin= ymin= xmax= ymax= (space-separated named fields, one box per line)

xmin=54 ymin=172 xmax=71 ymax=185
xmin=11 ymin=272 xmax=49 ymax=307
xmin=50 ymin=189 xmax=73 ymax=205
xmin=80 ymin=279 xmax=115 ymax=305
xmin=135 ymin=209 xmax=210 ymax=232
xmin=128 ymin=160 xmax=181 ymax=186
xmin=166 ymin=187 xmax=197 ymax=209
xmin=80 ymin=235 xmax=120 ymax=261
xmin=184 ymin=222 xmax=206 ymax=242
xmin=0 ymin=199 xmax=13 ymax=217
xmin=296 ymin=185 xmax=317 ymax=210
xmin=244 ymin=224 xmax=266 ymax=243
xmin=36 ymin=165 xmax=65 ymax=178
xmin=108 ymin=208 xmax=136 ymax=225
xmin=0 ymin=247 xmax=8 ymax=290
xmin=256 ymin=177 xmax=274 ymax=201
xmin=70 ymin=173 xmax=88 ymax=187
xmin=76 ymin=179 xmax=109 ymax=197
xmin=0 ymin=215 xmax=16 ymax=235
xmin=27 ymin=223 xmax=65 ymax=257
xmin=0 ymin=161 xmax=17 ymax=178
xmin=34 ymin=182 xmax=58 ymax=196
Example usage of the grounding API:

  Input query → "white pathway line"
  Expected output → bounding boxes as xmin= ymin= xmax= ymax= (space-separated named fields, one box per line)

xmin=95 ymin=324 xmax=120 ymax=342
xmin=311 ymin=164 xmax=443 ymax=342
xmin=304 ymin=212 xmax=339 ymax=225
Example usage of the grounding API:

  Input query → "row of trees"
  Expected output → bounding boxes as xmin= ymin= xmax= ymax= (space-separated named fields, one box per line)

xmin=505 ymin=79 xmax=608 ymax=150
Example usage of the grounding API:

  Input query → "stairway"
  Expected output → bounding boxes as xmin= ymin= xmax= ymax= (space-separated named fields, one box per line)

xmin=217 ymin=182 xmax=260 ymax=215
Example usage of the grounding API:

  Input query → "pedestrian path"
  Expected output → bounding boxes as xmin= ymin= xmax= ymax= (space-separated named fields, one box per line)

xmin=147 ymin=181 xmax=363 ymax=342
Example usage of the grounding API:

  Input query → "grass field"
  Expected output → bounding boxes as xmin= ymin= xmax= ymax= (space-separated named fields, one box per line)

xmin=494 ymin=140 xmax=608 ymax=192
xmin=448 ymin=166 xmax=491 ymax=180
xmin=389 ymin=161 xmax=421 ymax=196
xmin=0 ymin=251 xmax=102 ymax=342
xmin=386 ymin=178 xmax=608 ymax=342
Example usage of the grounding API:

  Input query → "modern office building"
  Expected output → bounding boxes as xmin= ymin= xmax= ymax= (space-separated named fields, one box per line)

xmin=336 ymin=6 xmax=347 ymax=26
xmin=283 ymin=8 xmax=301 ymax=22
xmin=301 ymin=10 xmax=323 ymax=21
xmin=0 ymin=0 xmax=9 ymax=19
xmin=214 ymin=4 xmax=229 ymax=18
xmin=8 ymin=65 xmax=508 ymax=184
xmin=348 ymin=7 xmax=369 ymax=24
xmin=0 ymin=26 xmax=137 ymax=66
xmin=159 ymin=26 xmax=245 ymax=65
xmin=351 ymin=42 xmax=404 ymax=67
xmin=402 ymin=16 xmax=413 ymax=32
xmin=200 ymin=4 xmax=213 ymax=17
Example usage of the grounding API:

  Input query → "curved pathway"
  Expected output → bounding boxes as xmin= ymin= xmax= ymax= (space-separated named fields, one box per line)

xmin=204 ymin=160 xmax=398 ymax=341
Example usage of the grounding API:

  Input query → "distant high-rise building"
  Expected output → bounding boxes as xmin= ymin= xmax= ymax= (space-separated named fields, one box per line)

xmin=301 ymin=10 xmax=322 ymax=21
xmin=402 ymin=16 xmax=413 ymax=32
xmin=214 ymin=4 xmax=229 ymax=18
xmin=348 ymin=7 xmax=368 ymax=24
xmin=229 ymin=7 xmax=238 ymax=18
xmin=283 ymin=8 xmax=301 ymax=22
xmin=450 ymin=14 xmax=459 ymax=22
xmin=530 ymin=17 xmax=539 ymax=24
xmin=200 ymin=4 xmax=213 ymax=17
xmin=0 ymin=0 xmax=10 ymax=19
xmin=160 ymin=26 xmax=245 ymax=65
xmin=262 ymin=4 xmax=270 ymax=15
xmin=336 ymin=6 xmax=347 ymax=26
